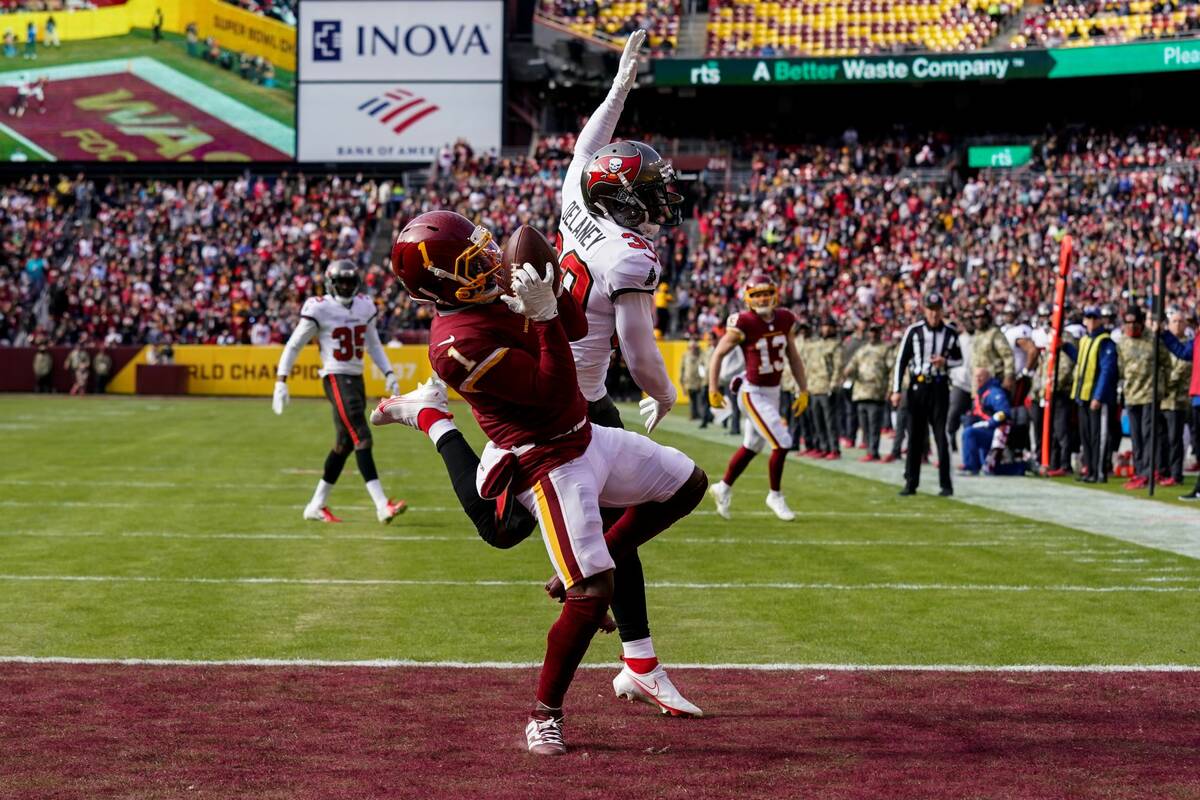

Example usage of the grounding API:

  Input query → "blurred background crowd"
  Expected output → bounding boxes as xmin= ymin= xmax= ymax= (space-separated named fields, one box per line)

xmin=2 ymin=126 xmax=1197 ymax=351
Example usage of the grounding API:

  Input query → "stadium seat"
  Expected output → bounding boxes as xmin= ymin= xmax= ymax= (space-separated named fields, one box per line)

xmin=705 ymin=0 xmax=1018 ymax=56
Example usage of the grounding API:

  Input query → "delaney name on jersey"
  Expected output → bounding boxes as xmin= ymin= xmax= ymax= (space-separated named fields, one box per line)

xmin=561 ymin=200 xmax=607 ymax=250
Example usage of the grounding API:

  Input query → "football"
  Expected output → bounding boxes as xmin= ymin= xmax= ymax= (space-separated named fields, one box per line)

xmin=500 ymin=224 xmax=561 ymax=295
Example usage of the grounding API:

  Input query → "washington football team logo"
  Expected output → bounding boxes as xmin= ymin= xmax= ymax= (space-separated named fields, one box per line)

xmin=586 ymin=152 xmax=642 ymax=190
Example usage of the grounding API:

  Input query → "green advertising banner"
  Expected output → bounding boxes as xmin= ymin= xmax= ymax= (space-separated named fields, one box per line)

xmin=654 ymin=39 xmax=1200 ymax=86
xmin=967 ymin=145 xmax=1034 ymax=168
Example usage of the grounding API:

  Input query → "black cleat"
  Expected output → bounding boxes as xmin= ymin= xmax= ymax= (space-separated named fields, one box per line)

xmin=898 ymin=486 xmax=917 ymax=496
xmin=1179 ymin=491 xmax=1200 ymax=502
xmin=938 ymin=488 xmax=954 ymax=497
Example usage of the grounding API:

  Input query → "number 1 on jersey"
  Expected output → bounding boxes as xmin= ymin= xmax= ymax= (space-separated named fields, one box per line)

xmin=755 ymin=335 xmax=785 ymax=375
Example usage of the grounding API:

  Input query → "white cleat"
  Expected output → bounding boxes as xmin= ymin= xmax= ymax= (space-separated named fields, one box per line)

xmin=709 ymin=481 xmax=732 ymax=520
xmin=766 ymin=491 xmax=795 ymax=522
xmin=525 ymin=715 xmax=567 ymax=756
xmin=376 ymin=498 xmax=408 ymax=524
xmin=303 ymin=504 xmax=342 ymax=523
xmin=370 ymin=377 xmax=450 ymax=428
xmin=613 ymin=664 xmax=704 ymax=718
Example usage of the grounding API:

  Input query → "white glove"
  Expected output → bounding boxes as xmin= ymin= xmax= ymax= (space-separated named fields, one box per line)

xmin=501 ymin=262 xmax=558 ymax=322
xmin=639 ymin=391 xmax=675 ymax=434
xmin=272 ymin=380 xmax=289 ymax=415
xmin=613 ymin=29 xmax=645 ymax=93
xmin=971 ymin=419 xmax=990 ymax=429
xmin=385 ymin=372 xmax=400 ymax=396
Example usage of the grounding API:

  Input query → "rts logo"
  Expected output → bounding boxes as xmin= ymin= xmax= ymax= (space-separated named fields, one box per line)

xmin=313 ymin=20 xmax=342 ymax=61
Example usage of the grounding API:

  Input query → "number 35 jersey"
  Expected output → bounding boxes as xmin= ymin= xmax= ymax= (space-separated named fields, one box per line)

xmin=729 ymin=309 xmax=798 ymax=388
xmin=557 ymin=174 xmax=663 ymax=402
xmin=300 ymin=294 xmax=379 ymax=377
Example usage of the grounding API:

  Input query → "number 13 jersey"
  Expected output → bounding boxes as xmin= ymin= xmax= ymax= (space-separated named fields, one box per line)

xmin=728 ymin=309 xmax=798 ymax=388
xmin=300 ymin=295 xmax=379 ymax=377
xmin=557 ymin=162 xmax=663 ymax=402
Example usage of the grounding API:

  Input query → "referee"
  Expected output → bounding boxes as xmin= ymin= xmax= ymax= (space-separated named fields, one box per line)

xmin=890 ymin=291 xmax=964 ymax=497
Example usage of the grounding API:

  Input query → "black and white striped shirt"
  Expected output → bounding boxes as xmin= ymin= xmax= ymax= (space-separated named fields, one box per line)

xmin=891 ymin=320 xmax=964 ymax=393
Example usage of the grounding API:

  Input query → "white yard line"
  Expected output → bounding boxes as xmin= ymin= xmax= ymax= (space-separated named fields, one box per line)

xmin=0 ymin=529 xmax=1089 ymax=548
xmin=0 ymin=574 xmax=1196 ymax=592
xmin=656 ymin=413 xmax=1200 ymax=560
xmin=1 ymin=655 xmax=1198 ymax=672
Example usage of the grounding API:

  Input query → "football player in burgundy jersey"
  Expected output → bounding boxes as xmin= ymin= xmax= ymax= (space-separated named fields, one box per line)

xmin=707 ymin=273 xmax=809 ymax=521
xmin=384 ymin=211 xmax=708 ymax=755
xmin=271 ymin=259 xmax=407 ymax=525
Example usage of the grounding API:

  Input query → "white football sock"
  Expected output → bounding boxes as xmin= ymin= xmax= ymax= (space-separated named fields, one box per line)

xmin=309 ymin=479 xmax=334 ymax=509
xmin=768 ymin=489 xmax=784 ymax=500
xmin=621 ymin=636 xmax=656 ymax=661
xmin=365 ymin=478 xmax=388 ymax=510
xmin=428 ymin=418 xmax=457 ymax=446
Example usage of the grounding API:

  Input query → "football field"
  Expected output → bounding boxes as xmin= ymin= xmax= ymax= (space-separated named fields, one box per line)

xmin=2 ymin=395 xmax=1199 ymax=798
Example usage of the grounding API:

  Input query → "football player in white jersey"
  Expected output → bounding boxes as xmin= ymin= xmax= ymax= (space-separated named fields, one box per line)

xmin=272 ymin=260 xmax=407 ymax=524
xmin=553 ymin=30 xmax=702 ymax=715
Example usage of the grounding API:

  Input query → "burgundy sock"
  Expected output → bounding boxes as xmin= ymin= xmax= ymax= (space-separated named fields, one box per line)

xmin=604 ymin=468 xmax=708 ymax=560
xmin=416 ymin=408 xmax=453 ymax=434
xmin=723 ymin=446 xmax=757 ymax=485
xmin=768 ymin=448 xmax=787 ymax=492
xmin=535 ymin=593 xmax=608 ymax=710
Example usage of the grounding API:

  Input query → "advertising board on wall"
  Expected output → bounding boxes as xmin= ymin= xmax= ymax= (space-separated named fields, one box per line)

xmin=297 ymin=0 xmax=503 ymax=163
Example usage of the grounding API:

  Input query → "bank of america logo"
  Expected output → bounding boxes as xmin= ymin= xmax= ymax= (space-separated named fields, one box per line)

xmin=357 ymin=89 xmax=440 ymax=135
xmin=313 ymin=20 xmax=341 ymax=61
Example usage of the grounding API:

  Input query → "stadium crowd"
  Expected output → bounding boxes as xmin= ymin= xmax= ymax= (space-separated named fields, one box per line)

xmin=2 ymin=129 xmax=1198 ymax=347
xmin=1 ymin=128 xmax=1197 ymax=487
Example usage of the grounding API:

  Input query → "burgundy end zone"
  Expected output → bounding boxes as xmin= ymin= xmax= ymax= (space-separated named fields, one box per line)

xmin=4 ymin=75 xmax=289 ymax=161
xmin=2 ymin=665 xmax=1199 ymax=799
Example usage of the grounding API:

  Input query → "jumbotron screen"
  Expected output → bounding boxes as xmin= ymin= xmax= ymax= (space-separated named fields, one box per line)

xmin=0 ymin=0 xmax=296 ymax=163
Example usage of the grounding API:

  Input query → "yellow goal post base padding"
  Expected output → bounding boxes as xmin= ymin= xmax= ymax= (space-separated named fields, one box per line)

xmin=107 ymin=341 xmax=701 ymax=400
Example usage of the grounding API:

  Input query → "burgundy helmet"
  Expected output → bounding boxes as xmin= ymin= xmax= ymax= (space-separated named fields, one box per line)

xmin=743 ymin=271 xmax=779 ymax=313
xmin=391 ymin=211 xmax=504 ymax=308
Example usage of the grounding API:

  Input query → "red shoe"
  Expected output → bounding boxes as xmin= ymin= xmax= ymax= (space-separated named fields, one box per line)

xmin=859 ymin=454 xmax=878 ymax=463
xmin=304 ymin=505 xmax=343 ymax=523
xmin=1158 ymin=476 xmax=1178 ymax=487
xmin=880 ymin=454 xmax=897 ymax=464
xmin=1122 ymin=476 xmax=1147 ymax=491
xmin=839 ymin=437 xmax=854 ymax=449
xmin=1045 ymin=468 xmax=1068 ymax=478
xmin=805 ymin=449 xmax=825 ymax=459
xmin=825 ymin=452 xmax=841 ymax=460
xmin=377 ymin=498 xmax=408 ymax=524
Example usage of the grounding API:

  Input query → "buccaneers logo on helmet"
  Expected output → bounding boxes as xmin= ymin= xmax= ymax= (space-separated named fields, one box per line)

xmin=585 ymin=152 xmax=643 ymax=191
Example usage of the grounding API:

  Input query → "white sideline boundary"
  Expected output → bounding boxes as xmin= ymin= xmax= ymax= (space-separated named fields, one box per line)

xmin=653 ymin=411 xmax=1200 ymax=560
xmin=2 ymin=655 xmax=1198 ymax=673
xmin=0 ymin=574 xmax=1197 ymax=592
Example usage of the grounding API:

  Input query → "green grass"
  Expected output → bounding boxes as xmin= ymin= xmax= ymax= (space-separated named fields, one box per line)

xmin=0 ymin=123 xmax=48 ymax=162
xmin=0 ymin=395 xmax=1198 ymax=666
xmin=2 ymin=30 xmax=294 ymax=127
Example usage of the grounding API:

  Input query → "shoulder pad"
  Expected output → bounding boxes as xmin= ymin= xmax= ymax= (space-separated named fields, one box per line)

xmin=603 ymin=246 xmax=660 ymax=298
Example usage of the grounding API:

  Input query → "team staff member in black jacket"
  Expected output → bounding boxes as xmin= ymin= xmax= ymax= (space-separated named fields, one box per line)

xmin=890 ymin=292 xmax=964 ymax=497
